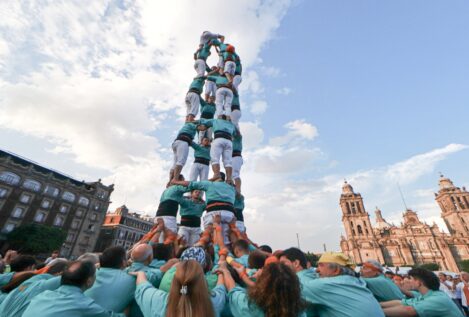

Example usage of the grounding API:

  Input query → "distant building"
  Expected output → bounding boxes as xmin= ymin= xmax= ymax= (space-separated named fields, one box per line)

xmin=340 ymin=175 xmax=469 ymax=272
xmin=0 ymin=149 xmax=113 ymax=259
xmin=94 ymin=205 xmax=155 ymax=251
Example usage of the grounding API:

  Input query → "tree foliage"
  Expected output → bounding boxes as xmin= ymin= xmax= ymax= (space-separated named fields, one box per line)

xmin=305 ymin=252 xmax=320 ymax=267
xmin=415 ymin=262 xmax=440 ymax=271
xmin=459 ymin=260 xmax=469 ymax=272
xmin=6 ymin=224 xmax=66 ymax=255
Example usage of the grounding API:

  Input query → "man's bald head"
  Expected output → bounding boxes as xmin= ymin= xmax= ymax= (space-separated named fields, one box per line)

xmin=61 ymin=261 xmax=96 ymax=290
xmin=131 ymin=244 xmax=153 ymax=264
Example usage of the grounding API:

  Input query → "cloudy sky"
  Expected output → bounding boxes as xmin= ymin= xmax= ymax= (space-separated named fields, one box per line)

xmin=1 ymin=0 xmax=469 ymax=252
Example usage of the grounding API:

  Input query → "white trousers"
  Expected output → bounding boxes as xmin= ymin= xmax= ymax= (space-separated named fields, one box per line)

xmin=155 ymin=216 xmax=178 ymax=243
xmin=233 ymin=75 xmax=242 ymax=91
xmin=178 ymin=226 xmax=202 ymax=247
xmin=215 ymin=87 xmax=233 ymax=118
xmin=185 ymin=92 xmax=200 ymax=117
xmin=231 ymin=109 xmax=241 ymax=131
xmin=202 ymin=210 xmax=235 ymax=245
xmin=224 ymin=61 xmax=236 ymax=76
xmin=189 ymin=162 xmax=209 ymax=181
xmin=211 ymin=138 xmax=232 ymax=167
xmin=172 ymin=140 xmax=189 ymax=169
xmin=232 ymin=156 xmax=243 ymax=180
xmin=194 ymin=59 xmax=206 ymax=77
xmin=205 ymin=81 xmax=216 ymax=97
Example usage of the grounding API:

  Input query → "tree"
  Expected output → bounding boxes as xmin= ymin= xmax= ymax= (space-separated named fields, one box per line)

xmin=459 ymin=260 xmax=469 ymax=272
xmin=6 ymin=224 xmax=66 ymax=255
xmin=305 ymin=252 xmax=320 ymax=267
xmin=415 ymin=262 xmax=440 ymax=271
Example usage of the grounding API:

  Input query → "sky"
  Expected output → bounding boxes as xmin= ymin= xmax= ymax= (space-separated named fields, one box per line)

xmin=1 ymin=0 xmax=468 ymax=252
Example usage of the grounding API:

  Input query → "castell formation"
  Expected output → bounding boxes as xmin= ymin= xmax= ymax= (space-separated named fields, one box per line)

xmin=134 ymin=31 xmax=249 ymax=250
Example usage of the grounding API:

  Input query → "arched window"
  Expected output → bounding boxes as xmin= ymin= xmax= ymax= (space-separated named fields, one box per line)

xmin=23 ymin=179 xmax=41 ymax=192
xmin=357 ymin=225 xmax=363 ymax=234
xmin=0 ymin=172 xmax=21 ymax=185
xmin=44 ymin=185 xmax=59 ymax=197
xmin=62 ymin=191 xmax=76 ymax=202
xmin=78 ymin=196 xmax=90 ymax=206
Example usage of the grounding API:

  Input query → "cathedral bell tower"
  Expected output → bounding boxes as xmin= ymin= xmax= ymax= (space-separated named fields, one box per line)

xmin=340 ymin=181 xmax=385 ymax=264
xmin=435 ymin=174 xmax=469 ymax=237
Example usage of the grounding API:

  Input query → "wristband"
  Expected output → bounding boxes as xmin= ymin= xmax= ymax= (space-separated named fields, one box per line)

xmin=226 ymin=256 xmax=234 ymax=264
xmin=218 ymin=249 xmax=229 ymax=257
xmin=239 ymin=270 xmax=248 ymax=279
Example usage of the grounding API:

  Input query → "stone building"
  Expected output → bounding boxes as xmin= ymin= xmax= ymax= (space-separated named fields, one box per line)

xmin=340 ymin=175 xmax=469 ymax=272
xmin=94 ymin=205 xmax=154 ymax=251
xmin=0 ymin=149 xmax=113 ymax=258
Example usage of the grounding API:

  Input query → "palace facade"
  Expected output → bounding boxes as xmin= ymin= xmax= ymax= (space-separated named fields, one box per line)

xmin=340 ymin=175 xmax=469 ymax=272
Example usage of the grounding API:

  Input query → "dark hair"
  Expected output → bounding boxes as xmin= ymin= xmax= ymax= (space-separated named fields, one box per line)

xmin=280 ymin=248 xmax=307 ymax=269
xmin=408 ymin=268 xmax=440 ymax=291
xmin=220 ymin=172 xmax=226 ymax=181
xmin=52 ymin=250 xmax=59 ymax=254
xmin=248 ymin=250 xmax=268 ymax=269
xmin=248 ymin=263 xmax=305 ymax=317
xmin=61 ymin=261 xmax=96 ymax=288
xmin=259 ymin=245 xmax=273 ymax=254
xmin=233 ymin=239 xmax=250 ymax=254
xmin=48 ymin=260 xmax=69 ymax=275
xmin=152 ymin=243 xmax=174 ymax=261
xmin=10 ymin=255 xmax=36 ymax=272
xmin=99 ymin=246 xmax=126 ymax=269
xmin=179 ymin=174 xmax=185 ymax=181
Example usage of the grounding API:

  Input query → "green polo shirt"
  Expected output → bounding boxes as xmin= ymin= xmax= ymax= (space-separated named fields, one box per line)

xmin=363 ymin=274 xmax=404 ymax=302
xmin=178 ymin=197 xmax=206 ymax=218
xmin=177 ymin=122 xmax=197 ymax=139
xmin=199 ymin=118 xmax=236 ymax=136
xmin=402 ymin=290 xmax=464 ymax=317
xmin=188 ymin=180 xmax=236 ymax=205
xmin=188 ymin=77 xmax=205 ymax=93
xmin=191 ymin=142 xmax=211 ymax=160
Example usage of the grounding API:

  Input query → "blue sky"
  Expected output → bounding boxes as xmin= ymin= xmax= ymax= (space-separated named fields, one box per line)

xmin=1 ymin=0 xmax=468 ymax=251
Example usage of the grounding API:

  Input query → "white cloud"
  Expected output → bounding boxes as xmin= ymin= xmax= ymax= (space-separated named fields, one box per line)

xmin=260 ymin=66 xmax=281 ymax=77
xmin=250 ymin=100 xmax=268 ymax=115
xmin=270 ymin=119 xmax=319 ymax=146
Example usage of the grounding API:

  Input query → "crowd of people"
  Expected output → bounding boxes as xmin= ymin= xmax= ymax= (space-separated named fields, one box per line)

xmin=0 ymin=31 xmax=468 ymax=316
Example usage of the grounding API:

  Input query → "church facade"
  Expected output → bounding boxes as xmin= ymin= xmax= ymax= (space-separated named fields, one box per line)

xmin=340 ymin=175 xmax=469 ymax=272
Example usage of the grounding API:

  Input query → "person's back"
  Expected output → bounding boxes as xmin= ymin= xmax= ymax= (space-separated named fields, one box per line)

xmin=22 ymin=260 xmax=124 ymax=317
xmin=363 ymin=274 xmax=404 ymax=302
xmin=84 ymin=246 xmax=135 ymax=313
xmin=401 ymin=289 xmax=464 ymax=317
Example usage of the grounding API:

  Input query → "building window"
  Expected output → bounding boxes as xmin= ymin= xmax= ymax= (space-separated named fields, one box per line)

xmin=0 ymin=188 xmax=8 ymax=198
xmin=59 ymin=205 xmax=69 ymax=213
xmin=0 ymin=172 xmax=21 ymax=185
xmin=66 ymin=233 xmax=75 ymax=243
xmin=53 ymin=216 xmax=64 ymax=227
xmin=78 ymin=196 xmax=90 ymax=206
xmin=94 ymin=203 xmax=101 ymax=211
xmin=71 ymin=220 xmax=80 ymax=229
xmin=44 ymin=185 xmax=59 ymax=197
xmin=11 ymin=207 xmax=25 ymax=218
xmin=357 ymin=225 xmax=363 ymax=234
xmin=3 ymin=223 xmax=15 ymax=233
xmin=87 ymin=224 xmax=95 ymax=232
xmin=90 ymin=213 xmax=97 ymax=221
xmin=62 ymin=191 xmax=75 ymax=202
xmin=23 ymin=179 xmax=41 ymax=192
xmin=34 ymin=211 xmax=47 ymax=223
xmin=97 ymin=191 xmax=107 ymax=199
xmin=19 ymin=193 xmax=32 ymax=204
xmin=41 ymin=199 xmax=52 ymax=209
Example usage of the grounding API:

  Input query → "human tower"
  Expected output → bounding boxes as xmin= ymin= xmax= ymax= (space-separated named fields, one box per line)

xmin=137 ymin=31 xmax=248 ymax=249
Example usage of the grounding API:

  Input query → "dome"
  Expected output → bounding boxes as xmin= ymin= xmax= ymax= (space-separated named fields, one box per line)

xmin=342 ymin=180 xmax=354 ymax=194
xmin=438 ymin=174 xmax=455 ymax=190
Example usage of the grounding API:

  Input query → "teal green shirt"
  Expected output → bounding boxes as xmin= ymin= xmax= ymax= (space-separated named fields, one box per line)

xmin=233 ymin=134 xmax=242 ymax=152
xmin=178 ymin=197 xmax=206 ymax=217
xmin=23 ymin=285 xmax=125 ymax=317
xmin=207 ymin=74 xmax=230 ymax=86
xmin=0 ymin=274 xmax=61 ymax=317
xmin=137 ymin=281 xmax=226 ymax=317
xmin=188 ymin=77 xmax=205 ymax=93
xmin=126 ymin=262 xmax=163 ymax=287
xmin=191 ymin=142 xmax=211 ymax=160
xmin=297 ymin=269 xmax=319 ymax=317
xmin=223 ymin=51 xmax=236 ymax=62
xmin=199 ymin=118 xmax=236 ymax=136
xmin=160 ymin=185 xmax=189 ymax=203
xmin=301 ymin=275 xmax=384 ymax=317
xmin=177 ymin=122 xmax=197 ymax=138
xmin=234 ymin=53 xmax=242 ymax=74
xmin=402 ymin=290 xmax=464 ymax=317
xmin=0 ymin=272 xmax=14 ymax=287
xmin=200 ymin=99 xmax=216 ymax=119
xmin=363 ymin=274 xmax=404 ymax=302
xmin=84 ymin=267 xmax=135 ymax=313
xmin=228 ymin=286 xmax=306 ymax=317
xmin=232 ymin=93 xmax=240 ymax=107
xmin=196 ymin=45 xmax=211 ymax=60
xmin=149 ymin=259 xmax=166 ymax=269
xmin=188 ymin=180 xmax=236 ymax=205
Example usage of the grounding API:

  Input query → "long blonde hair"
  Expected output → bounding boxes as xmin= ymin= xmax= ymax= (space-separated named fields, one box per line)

xmin=166 ymin=259 xmax=215 ymax=317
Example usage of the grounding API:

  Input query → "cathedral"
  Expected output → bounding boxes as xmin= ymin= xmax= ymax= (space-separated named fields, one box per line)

xmin=340 ymin=175 xmax=469 ymax=272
